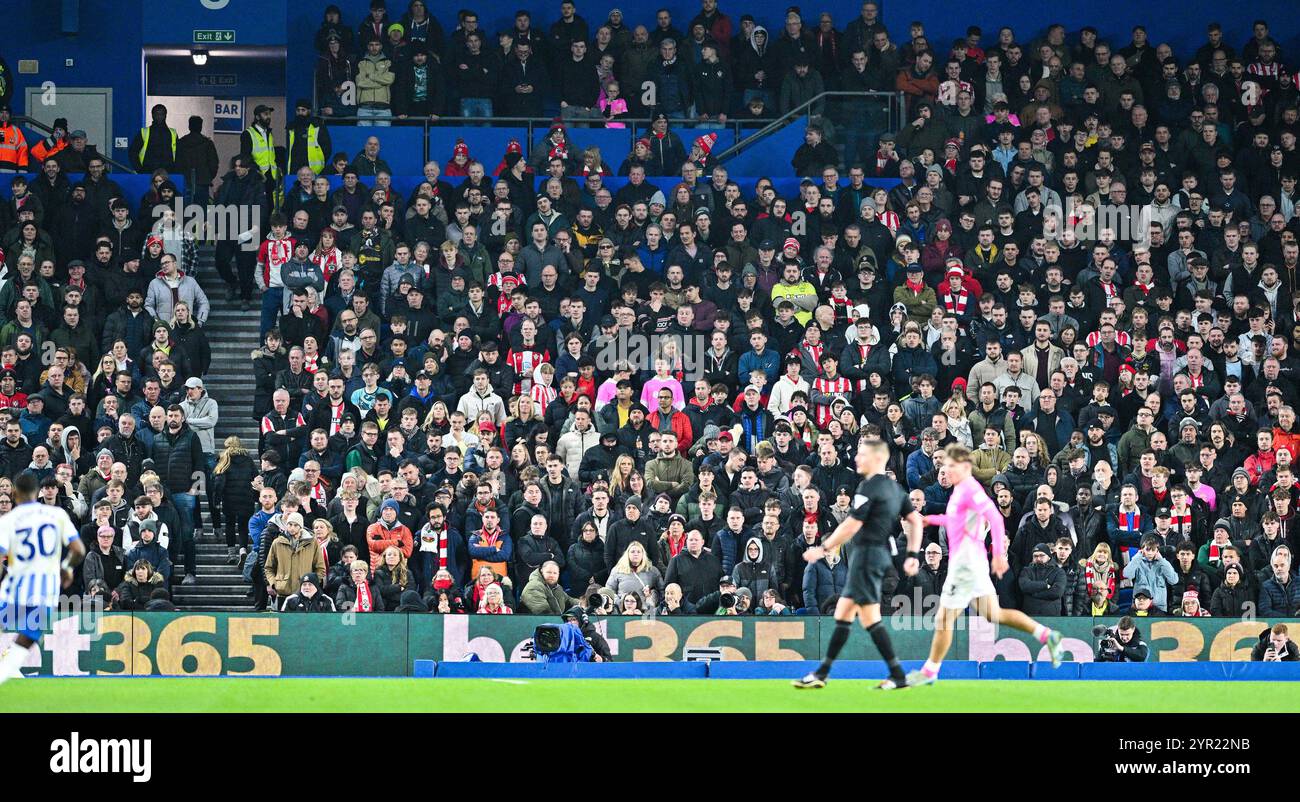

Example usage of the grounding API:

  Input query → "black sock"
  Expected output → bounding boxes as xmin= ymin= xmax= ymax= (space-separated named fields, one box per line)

xmin=817 ymin=620 xmax=852 ymax=678
xmin=868 ymin=621 xmax=905 ymax=680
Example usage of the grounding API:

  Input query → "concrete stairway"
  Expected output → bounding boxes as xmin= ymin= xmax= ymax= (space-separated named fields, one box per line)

xmin=168 ymin=245 xmax=263 ymax=612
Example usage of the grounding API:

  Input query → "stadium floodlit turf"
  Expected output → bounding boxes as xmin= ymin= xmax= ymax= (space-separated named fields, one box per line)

xmin=1 ymin=678 xmax=1294 ymax=713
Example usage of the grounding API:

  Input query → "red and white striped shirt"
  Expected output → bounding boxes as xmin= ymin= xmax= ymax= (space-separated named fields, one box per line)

xmin=810 ymin=375 xmax=852 ymax=428
xmin=506 ymin=346 xmax=550 ymax=395
xmin=1085 ymin=329 xmax=1132 ymax=347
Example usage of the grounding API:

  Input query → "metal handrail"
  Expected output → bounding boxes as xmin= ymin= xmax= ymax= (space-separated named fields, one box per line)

xmin=311 ymin=113 xmax=782 ymax=166
xmin=17 ymin=115 xmax=139 ymax=174
xmin=710 ymin=90 xmax=904 ymax=164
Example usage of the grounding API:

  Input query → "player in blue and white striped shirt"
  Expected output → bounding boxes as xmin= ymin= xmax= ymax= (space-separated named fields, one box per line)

xmin=0 ymin=473 xmax=85 ymax=683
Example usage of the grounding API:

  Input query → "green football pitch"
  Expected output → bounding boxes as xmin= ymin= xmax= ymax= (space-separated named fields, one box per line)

xmin=0 ymin=678 xmax=1293 ymax=713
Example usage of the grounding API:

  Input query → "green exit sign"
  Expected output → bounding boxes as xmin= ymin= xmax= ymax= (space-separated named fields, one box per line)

xmin=193 ymin=30 xmax=236 ymax=44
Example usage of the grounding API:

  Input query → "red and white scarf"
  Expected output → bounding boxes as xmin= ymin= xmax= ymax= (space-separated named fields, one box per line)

xmin=355 ymin=580 xmax=373 ymax=612
xmin=941 ymin=289 xmax=970 ymax=315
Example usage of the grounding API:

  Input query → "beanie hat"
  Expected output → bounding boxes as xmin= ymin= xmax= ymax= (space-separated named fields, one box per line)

xmin=453 ymin=139 xmax=469 ymax=158
xmin=381 ymin=499 xmax=401 ymax=516
xmin=694 ymin=132 xmax=718 ymax=154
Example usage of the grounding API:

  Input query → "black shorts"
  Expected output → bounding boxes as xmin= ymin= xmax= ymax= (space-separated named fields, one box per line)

xmin=840 ymin=543 xmax=892 ymax=606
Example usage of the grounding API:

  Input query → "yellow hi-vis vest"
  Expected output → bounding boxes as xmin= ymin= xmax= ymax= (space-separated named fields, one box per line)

xmin=288 ymin=124 xmax=325 ymax=174
xmin=246 ymin=125 xmax=280 ymax=179
xmin=138 ymin=126 xmax=177 ymax=164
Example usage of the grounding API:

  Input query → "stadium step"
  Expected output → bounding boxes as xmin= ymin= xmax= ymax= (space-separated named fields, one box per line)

xmin=192 ymin=244 xmax=264 ymax=460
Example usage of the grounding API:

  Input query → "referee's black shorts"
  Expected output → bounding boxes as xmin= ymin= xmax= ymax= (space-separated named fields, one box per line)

xmin=840 ymin=542 xmax=892 ymax=606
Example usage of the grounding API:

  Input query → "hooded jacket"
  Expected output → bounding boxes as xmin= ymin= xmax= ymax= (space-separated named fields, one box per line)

xmin=144 ymin=268 xmax=209 ymax=326
xmin=114 ymin=570 xmax=165 ymax=610
xmin=733 ymin=536 xmax=777 ymax=598
xmin=265 ymin=531 xmax=327 ymax=597
xmin=177 ymin=389 xmax=219 ymax=454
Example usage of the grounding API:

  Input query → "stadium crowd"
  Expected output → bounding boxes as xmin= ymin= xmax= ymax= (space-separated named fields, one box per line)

xmin=5 ymin=0 xmax=1300 ymax=621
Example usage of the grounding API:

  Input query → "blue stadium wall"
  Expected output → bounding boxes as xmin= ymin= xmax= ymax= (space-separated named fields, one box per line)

xmin=6 ymin=0 xmax=1300 ymax=169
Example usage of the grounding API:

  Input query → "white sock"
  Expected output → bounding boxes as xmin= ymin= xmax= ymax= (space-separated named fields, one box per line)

xmin=0 ymin=642 xmax=31 ymax=675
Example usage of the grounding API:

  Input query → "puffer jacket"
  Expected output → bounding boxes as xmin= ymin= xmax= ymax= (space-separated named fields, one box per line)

xmin=114 ymin=571 xmax=165 ymax=610
xmin=519 ymin=568 xmax=578 ymax=615
xmin=144 ymin=270 xmax=209 ymax=326
xmin=335 ymin=575 xmax=386 ymax=611
xmin=566 ymin=537 xmax=608 ymax=595
xmin=1258 ymin=574 xmax=1300 ymax=618
xmin=177 ymin=391 xmax=219 ymax=454
xmin=150 ymin=423 xmax=205 ymax=495
xmin=891 ymin=343 xmax=938 ymax=390
xmin=1017 ymin=561 xmax=1066 ymax=616
xmin=802 ymin=557 xmax=847 ymax=613
xmin=1056 ymin=559 xmax=1089 ymax=616
xmin=1209 ymin=579 xmax=1253 ymax=618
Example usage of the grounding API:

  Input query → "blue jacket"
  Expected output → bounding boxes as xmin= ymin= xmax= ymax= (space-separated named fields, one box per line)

xmin=1122 ymin=553 xmax=1178 ymax=610
xmin=468 ymin=530 xmax=514 ymax=564
xmin=19 ymin=409 xmax=51 ymax=444
xmin=923 ymin=482 xmax=951 ymax=515
xmin=248 ymin=509 xmax=275 ymax=556
xmin=1258 ymin=575 xmax=1300 ymax=618
xmin=906 ymin=449 xmax=936 ymax=490
xmin=710 ymin=527 xmax=745 ymax=576
xmin=1022 ymin=406 xmax=1075 ymax=455
xmin=636 ymin=244 xmax=669 ymax=276
xmin=803 ymin=558 xmax=847 ymax=612
xmin=891 ymin=345 xmax=938 ymax=391
xmin=738 ymin=348 xmax=780 ymax=386
xmin=126 ymin=540 xmax=173 ymax=583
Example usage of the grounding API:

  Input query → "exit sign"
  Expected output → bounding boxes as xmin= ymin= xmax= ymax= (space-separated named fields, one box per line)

xmin=193 ymin=29 xmax=236 ymax=44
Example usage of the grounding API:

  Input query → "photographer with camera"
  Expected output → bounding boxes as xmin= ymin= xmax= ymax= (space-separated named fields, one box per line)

xmin=695 ymin=575 xmax=752 ymax=615
xmin=1251 ymin=623 xmax=1300 ymax=662
xmin=1093 ymin=616 xmax=1150 ymax=662
xmin=526 ymin=606 xmax=611 ymax=663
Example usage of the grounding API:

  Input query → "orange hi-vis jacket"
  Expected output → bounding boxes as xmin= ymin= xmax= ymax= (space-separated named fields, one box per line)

xmin=0 ymin=123 xmax=28 ymax=170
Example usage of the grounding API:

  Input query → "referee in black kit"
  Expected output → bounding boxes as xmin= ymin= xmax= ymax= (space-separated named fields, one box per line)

xmin=794 ymin=438 xmax=924 ymax=690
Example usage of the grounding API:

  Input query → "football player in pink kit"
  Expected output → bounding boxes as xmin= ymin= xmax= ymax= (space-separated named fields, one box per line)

xmin=909 ymin=444 xmax=1064 ymax=686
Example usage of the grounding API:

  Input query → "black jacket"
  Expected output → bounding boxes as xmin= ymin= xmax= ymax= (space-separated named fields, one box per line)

xmin=665 ymin=548 xmax=724 ymax=604
xmin=566 ymin=537 xmax=608 ymax=594
xmin=1017 ymin=561 xmax=1066 ymax=616
xmin=281 ymin=589 xmax=337 ymax=612
xmin=150 ymin=423 xmax=205 ymax=495
xmin=175 ymin=131 xmax=219 ymax=187
xmin=604 ymin=516 xmax=657 ymax=569
xmin=335 ymin=575 xmax=386 ymax=611
xmin=214 ymin=452 xmax=257 ymax=512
